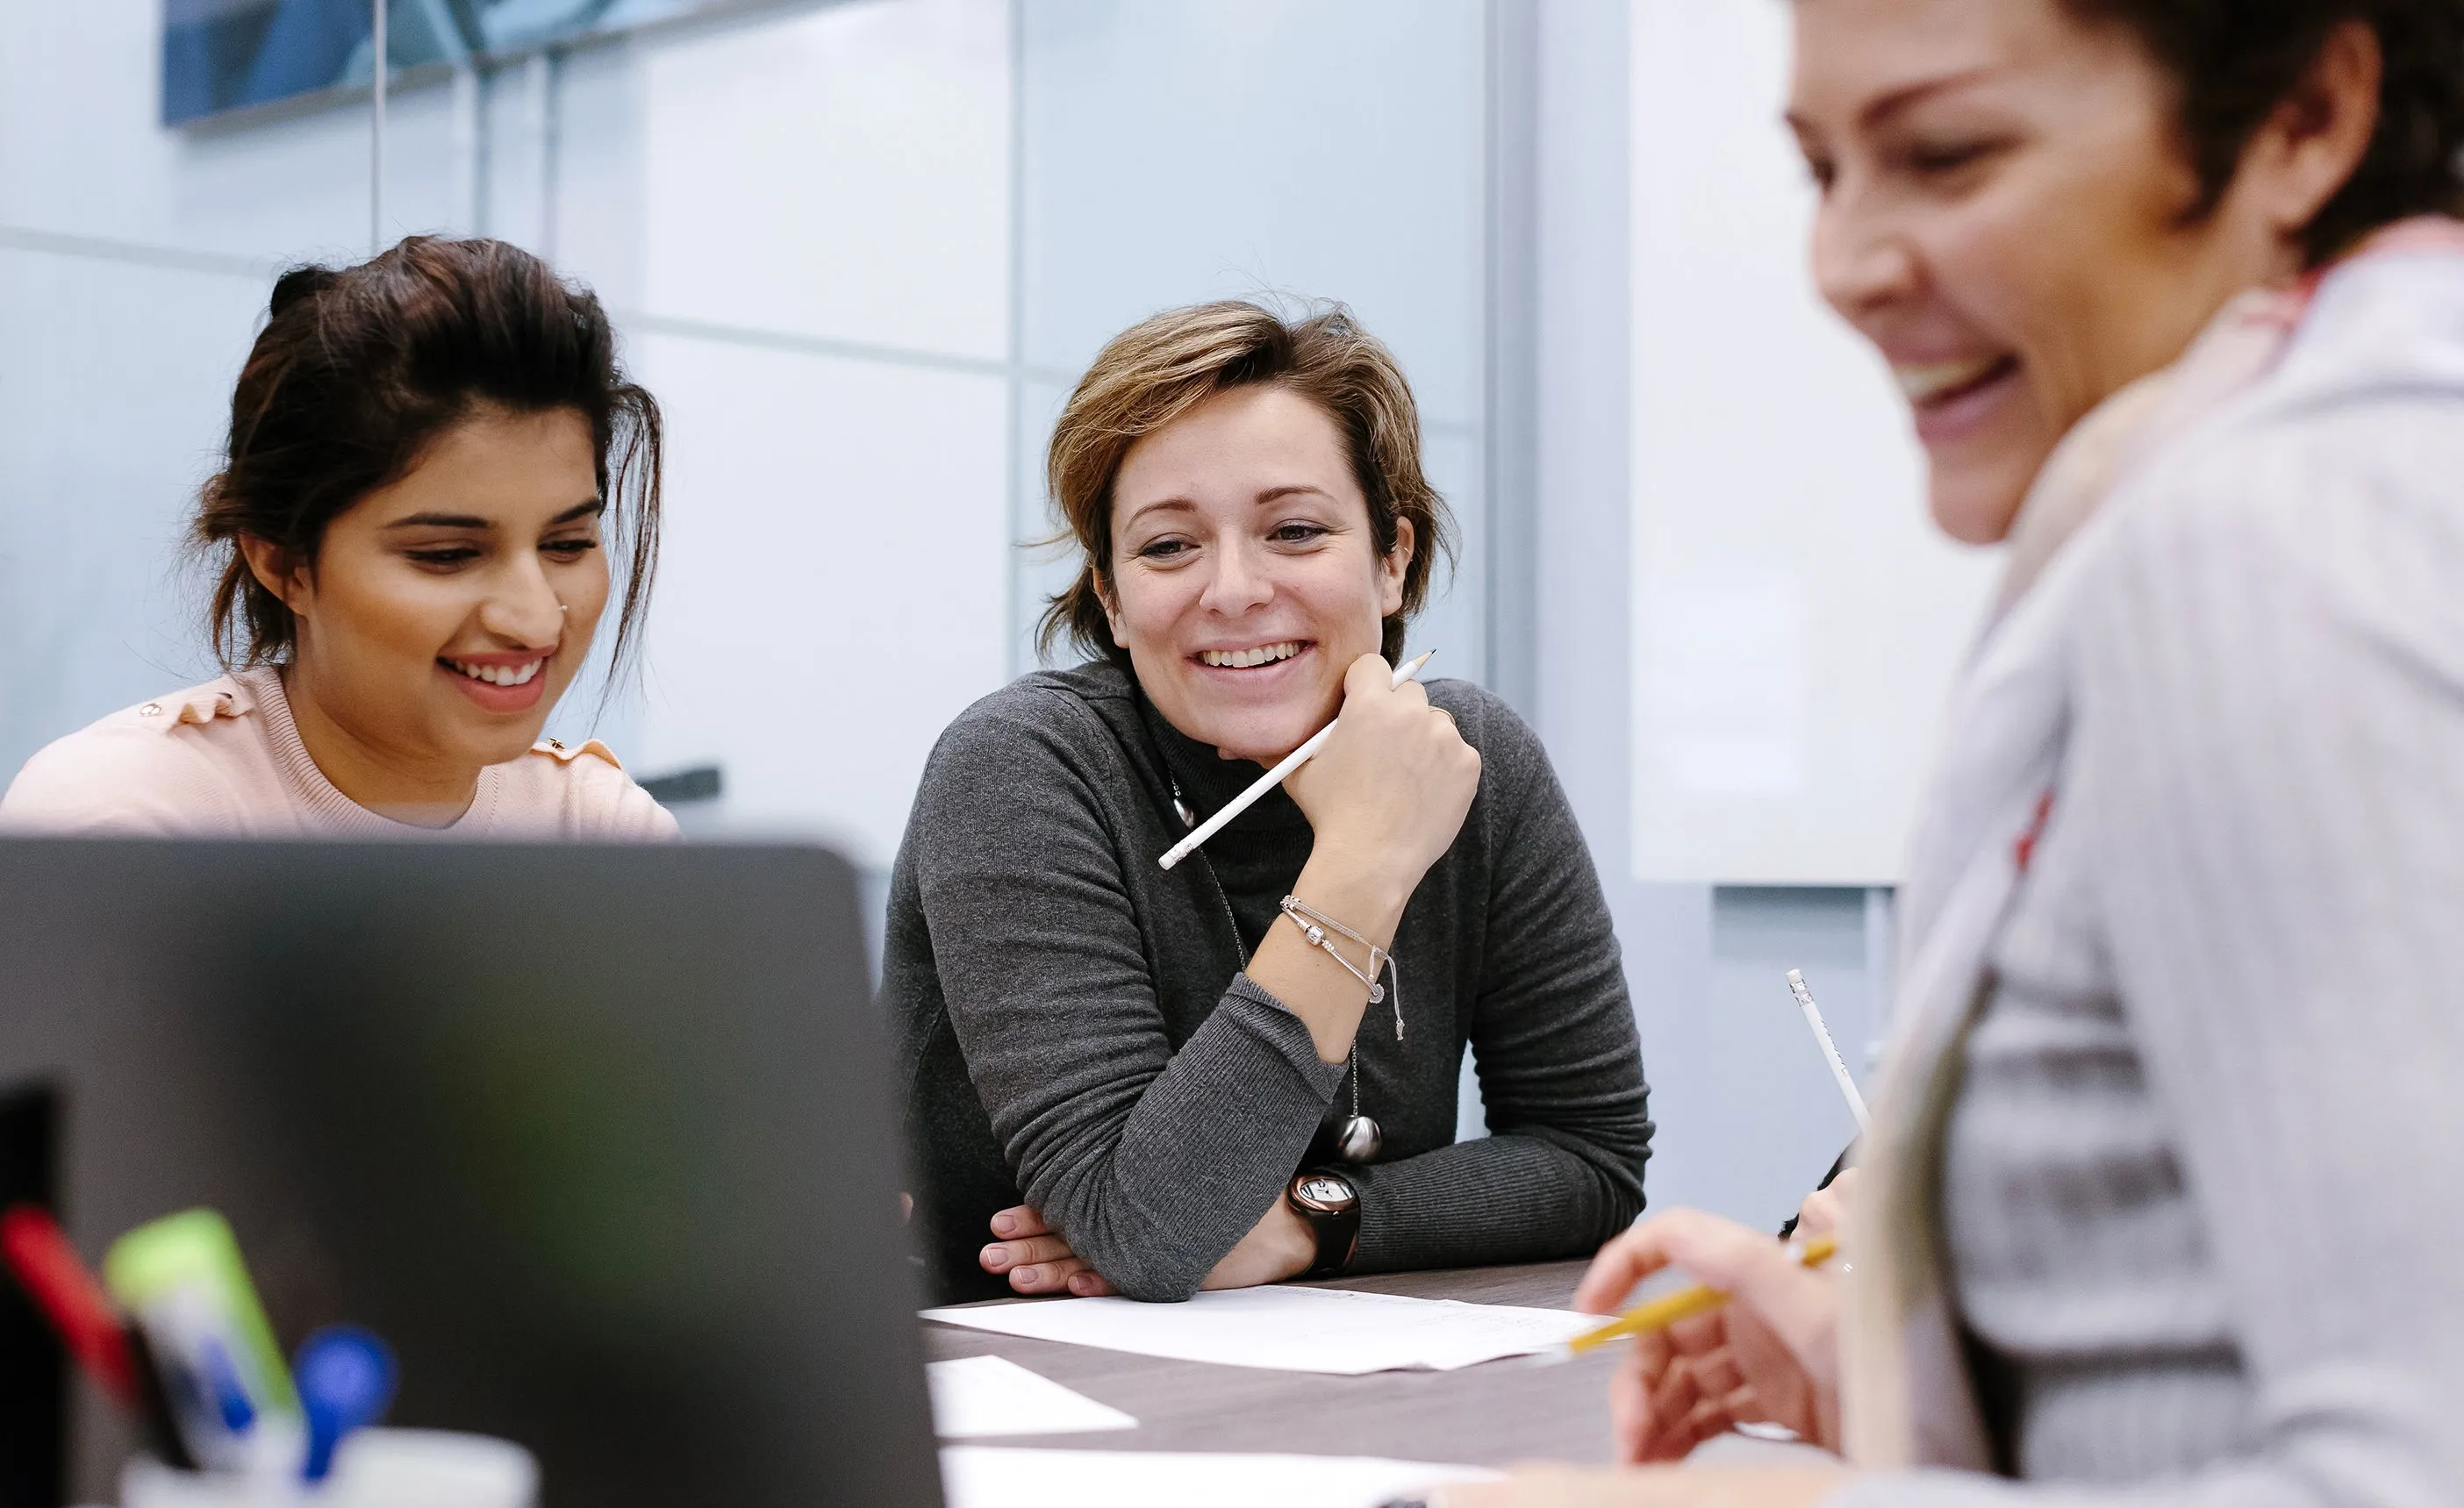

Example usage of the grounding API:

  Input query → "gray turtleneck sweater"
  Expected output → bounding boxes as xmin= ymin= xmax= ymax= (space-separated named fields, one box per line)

xmin=885 ymin=660 xmax=1651 ymax=1303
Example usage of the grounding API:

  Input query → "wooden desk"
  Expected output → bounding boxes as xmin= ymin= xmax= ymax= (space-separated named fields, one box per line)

xmin=920 ymin=1261 xmax=1624 ymax=1468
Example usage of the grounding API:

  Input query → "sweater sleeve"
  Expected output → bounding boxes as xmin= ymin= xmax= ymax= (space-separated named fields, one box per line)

xmin=904 ymin=692 xmax=1346 ymax=1301
xmin=1347 ymin=693 xmax=1653 ymax=1273
xmin=1829 ymin=404 xmax=2464 ymax=1505
xmin=562 ymin=754 xmax=683 ymax=842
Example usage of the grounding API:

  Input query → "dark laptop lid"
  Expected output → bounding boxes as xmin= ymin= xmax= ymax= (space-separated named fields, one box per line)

xmin=0 ymin=838 xmax=942 ymax=1508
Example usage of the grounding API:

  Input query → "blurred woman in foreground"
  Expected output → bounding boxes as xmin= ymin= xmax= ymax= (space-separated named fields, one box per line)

xmin=1453 ymin=0 xmax=2464 ymax=1503
xmin=0 ymin=237 xmax=675 ymax=839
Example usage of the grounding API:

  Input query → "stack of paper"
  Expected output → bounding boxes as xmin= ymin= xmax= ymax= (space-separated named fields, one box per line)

xmin=920 ymin=1285 xmax=1601 ymax=1375
xmin=927 ymin=1355 xmax=1137 ymax=1439
xmin=940 ymin=1446 xmax=1498 ymax=1508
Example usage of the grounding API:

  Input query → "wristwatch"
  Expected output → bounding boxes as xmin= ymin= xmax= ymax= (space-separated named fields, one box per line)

xmin=1285 ymin=1167 xmax=1363 ymax=1278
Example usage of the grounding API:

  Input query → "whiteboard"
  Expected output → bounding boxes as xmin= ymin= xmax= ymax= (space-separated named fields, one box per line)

xmin=1627 ymin=0 xmax=1999 ymax=884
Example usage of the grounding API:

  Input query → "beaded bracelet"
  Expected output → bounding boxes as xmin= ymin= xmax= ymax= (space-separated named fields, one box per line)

xmin=1279 ymin=894 xmax=1406 ymax=1041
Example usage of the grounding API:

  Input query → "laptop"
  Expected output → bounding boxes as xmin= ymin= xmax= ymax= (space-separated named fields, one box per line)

xmin=0 ymin=838 xmax=943 ymax=1508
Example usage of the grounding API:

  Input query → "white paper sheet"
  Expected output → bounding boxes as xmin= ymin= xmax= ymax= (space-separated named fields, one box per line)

xmin=927 ymin=1355 xmax=1137 ymax=1439
xmin=920 ymin=1285 xmax=1600 ymax=1375
xmin=940 ymin=1446 xmax=1498 ymax=1508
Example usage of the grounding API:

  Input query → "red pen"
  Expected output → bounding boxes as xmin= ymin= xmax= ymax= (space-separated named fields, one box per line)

xmin=2 ymin=1203 xmax=138 ymax=1407
xmin=3 ymin=1204 xmax=199 ymax=1469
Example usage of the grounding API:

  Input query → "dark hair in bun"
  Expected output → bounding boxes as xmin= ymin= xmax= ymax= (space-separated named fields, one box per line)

xmin=198 ymin=236 xmax=663 ymax=675
xmin=264 ymin=265 xmax=340 ymax=318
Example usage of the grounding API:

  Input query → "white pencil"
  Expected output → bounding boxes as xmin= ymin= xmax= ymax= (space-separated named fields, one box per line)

xmin=1787 ymin=968 xmax=1871 ymax=1133
xmin=1157 ymin=650 xmax=1436 ymax=871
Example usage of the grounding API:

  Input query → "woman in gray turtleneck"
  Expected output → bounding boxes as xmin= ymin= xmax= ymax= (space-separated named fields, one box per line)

xmin=886 ymin=300 xmax=1651 ymax=1304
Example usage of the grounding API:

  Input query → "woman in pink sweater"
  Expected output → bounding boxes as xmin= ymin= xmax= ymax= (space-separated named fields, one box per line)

xmin=0 ymin=237 xmax=677 ymax=840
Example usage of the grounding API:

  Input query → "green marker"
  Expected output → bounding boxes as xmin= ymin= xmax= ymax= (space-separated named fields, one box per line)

xmin=104 ymin=1209 xmax=299 ymax=1419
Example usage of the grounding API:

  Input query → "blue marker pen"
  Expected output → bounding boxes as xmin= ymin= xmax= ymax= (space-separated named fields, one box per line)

xmin=198 ymin=1336 xmax=256 ymax=1435
xmin=295 ymin=1326 xmax=398 ymax=1483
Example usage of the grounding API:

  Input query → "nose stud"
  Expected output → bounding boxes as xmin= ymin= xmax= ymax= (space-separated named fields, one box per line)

xmin=558 ymin=602 xmax=569 ymax=614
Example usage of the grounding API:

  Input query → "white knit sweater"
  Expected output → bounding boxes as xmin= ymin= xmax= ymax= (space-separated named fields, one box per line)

xmin=1836 ymin=232 xmax=2464 ymax=1503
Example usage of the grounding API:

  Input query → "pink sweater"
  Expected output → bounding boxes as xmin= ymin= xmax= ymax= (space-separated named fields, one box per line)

xmin=0 ymin=666 xmax=680 ymax=840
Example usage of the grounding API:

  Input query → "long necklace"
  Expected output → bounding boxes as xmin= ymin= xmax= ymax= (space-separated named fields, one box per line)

xmin=1171 ymin=780 xmax=1383 ymax=1162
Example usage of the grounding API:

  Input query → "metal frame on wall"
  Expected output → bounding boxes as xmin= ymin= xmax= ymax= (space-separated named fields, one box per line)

xmin=1483 ymin=0 xmax=1542 ymax=722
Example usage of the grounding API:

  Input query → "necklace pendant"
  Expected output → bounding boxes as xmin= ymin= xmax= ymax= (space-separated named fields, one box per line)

xmin=1336 ymin=1113 xmax=1383 ymax=1163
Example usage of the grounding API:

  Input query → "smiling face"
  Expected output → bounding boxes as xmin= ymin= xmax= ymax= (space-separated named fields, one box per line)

xmin=1788 ymin=0 xmax=2304 ymax=542
xmin=261 ymin=405 xmax=609 ymax=791
xmin=1103 ymin=383 xmax=1412 ymax=764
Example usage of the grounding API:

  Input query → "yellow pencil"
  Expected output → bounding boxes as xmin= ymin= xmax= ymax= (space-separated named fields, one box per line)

xmin=1563 ymin=1236 xmax=1838 ymax=1356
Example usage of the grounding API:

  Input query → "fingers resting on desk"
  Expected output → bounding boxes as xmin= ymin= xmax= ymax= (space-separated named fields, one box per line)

xmin=980 ymin=1204 xmax=1117 ymax=1297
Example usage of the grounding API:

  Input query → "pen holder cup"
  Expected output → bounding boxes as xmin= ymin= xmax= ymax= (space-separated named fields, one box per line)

xmin=121 ymin=1428 xmax=537 ymax=1508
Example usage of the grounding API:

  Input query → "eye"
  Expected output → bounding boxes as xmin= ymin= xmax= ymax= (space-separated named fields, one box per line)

xmin=1135 ymin=536 xmax=1193 ymax=561
xmin=542 ymin=537 xmax=599 ymax=561
xmin=1899 ymin=136 xmax=2002 ymax=181
xmin=405 ymin=547 xmax=480 ymax=568
xmin=1268 ymin=521 xmax=1329 ymax=546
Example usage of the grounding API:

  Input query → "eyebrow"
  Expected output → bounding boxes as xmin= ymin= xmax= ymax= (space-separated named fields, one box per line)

xmin=1119 ymin=497 xmax=1199 ymax=532
xmin=1254 ymin=484 xmax=1335 ymax=505
xmin=382 ymin=498 xmax=605 ymax=531
xmin=1784 ymin=66 xmax=1996 ymax=139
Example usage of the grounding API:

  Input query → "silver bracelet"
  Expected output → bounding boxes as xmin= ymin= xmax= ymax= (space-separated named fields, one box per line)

xmin=1279 ymin=894 xmax=1406 ymax=1041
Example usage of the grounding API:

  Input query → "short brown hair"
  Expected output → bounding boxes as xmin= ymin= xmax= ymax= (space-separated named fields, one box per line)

xmin=1036 ymin=300 xmax=1456 ymax=666
xmin=2063 ymin=0 xmax=2464 ymax=264
xmin=199 ymin=236 xmax=662 ymax=676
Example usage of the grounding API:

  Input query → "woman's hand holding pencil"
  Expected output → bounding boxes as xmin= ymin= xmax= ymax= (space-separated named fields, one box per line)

xmin=1571 ymin=1185 xmax=1857 ymax=1464
xmin=1242 ymin=653 xmax=1480 ymax=1066
xmin=1278 ymin=653 xmax=1478 ymax=890
xmin=1415 ymin=1182 xmax=1865 ymax=1506
xmin=1562 ymin=1234 xmax=1837 ymax=1358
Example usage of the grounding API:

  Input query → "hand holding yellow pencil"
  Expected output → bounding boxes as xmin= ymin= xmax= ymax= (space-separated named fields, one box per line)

xmin=1550 ymin=1195 xmax=1856 ymax=1463
xmin=1562 ymin=1235 xmax=1839 ymax=1357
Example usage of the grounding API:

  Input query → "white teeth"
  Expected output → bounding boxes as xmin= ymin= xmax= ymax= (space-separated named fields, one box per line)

xmin=447 ymin=658 xmax=544 ymax=687
xmin=1200 ymin=641 xmax=1301 ymax=669
xmin=1895 ymin=356 xmax=2008 ymax=405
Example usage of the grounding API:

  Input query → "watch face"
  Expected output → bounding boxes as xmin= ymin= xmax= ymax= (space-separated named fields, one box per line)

xmin=1293 ymin=1173 xmax=1357 ymax=1211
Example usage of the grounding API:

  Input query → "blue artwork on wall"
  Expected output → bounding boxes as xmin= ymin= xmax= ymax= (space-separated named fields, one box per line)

xmin=162 ymin=0 xmax=765 ymax=127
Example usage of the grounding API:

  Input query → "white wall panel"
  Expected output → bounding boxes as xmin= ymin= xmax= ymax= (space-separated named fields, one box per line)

xmin=1018 ymin=0 xmax=1486 ymax=427
xmin=627 ymin=333 xmax=1009 ymax=861
xmin=1014 ymin=0 xmax=1492 ymax=683
xmin=0 ymin=4 xmax=373 ymax=262
xmin=0 ymin=250 xmax=264 ymax=775
xmin=641 ymin=0 xmax=1010 ymax=359
xmin=1627 ymin=0 xmax=1997 ymax=884
xmin=1411 ymin=425 xmax=1486 ymax=678
xmin=1009 ymin=377 xmax=1077 ymax=669
xmin=541 ymin=46 xmax=650 ymax=304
